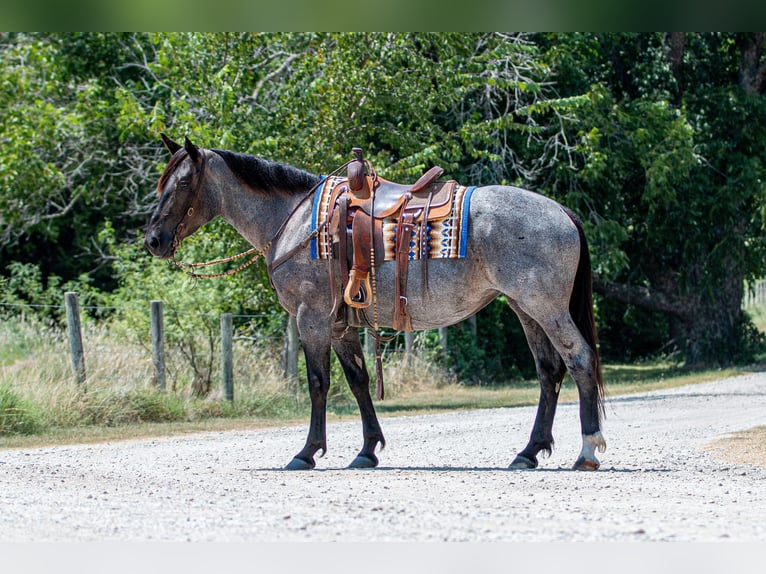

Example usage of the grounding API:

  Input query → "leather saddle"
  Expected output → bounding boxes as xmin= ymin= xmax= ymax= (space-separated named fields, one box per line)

xmin=327 ymin=148 xmax=457 ymax=333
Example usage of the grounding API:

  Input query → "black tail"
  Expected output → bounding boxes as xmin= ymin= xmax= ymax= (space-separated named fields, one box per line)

xmin=562 ymin=207 xmax=605 ymax=419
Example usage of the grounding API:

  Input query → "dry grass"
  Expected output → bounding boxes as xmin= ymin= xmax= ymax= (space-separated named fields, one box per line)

xmin=1 ymin=315 xmax=759 ymax=453
xmin=0 ymin=317 xmax=310 ymax=440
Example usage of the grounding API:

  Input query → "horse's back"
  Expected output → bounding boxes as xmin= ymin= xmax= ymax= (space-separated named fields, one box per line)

xmin=369 ymin=185 xmax=583 ymax=329
xmin=467 ymin=184 xmax=581 ymax=281
xmin=470 ymin=185 xmax=579 ymax=243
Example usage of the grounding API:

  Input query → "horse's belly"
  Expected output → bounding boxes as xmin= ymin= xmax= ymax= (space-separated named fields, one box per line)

xmin=362 ymin=258 xmax=498 ymax=330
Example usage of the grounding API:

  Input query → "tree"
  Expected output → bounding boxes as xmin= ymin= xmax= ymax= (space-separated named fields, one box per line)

xmin=12 ymin=32 xmax=763 ymax=374
xmin=0 ymin=33 xmax=166 ymax=290
xmin=541 ymin=33 xmax=766 ymax=364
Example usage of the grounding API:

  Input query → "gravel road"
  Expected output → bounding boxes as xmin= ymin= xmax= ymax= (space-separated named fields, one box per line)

xmin=2 ymin=373 xmax=766 ymax=542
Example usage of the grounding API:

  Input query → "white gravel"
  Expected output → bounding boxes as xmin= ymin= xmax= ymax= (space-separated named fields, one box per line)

xmin=2 ymin=373 xmax=766 ymax=542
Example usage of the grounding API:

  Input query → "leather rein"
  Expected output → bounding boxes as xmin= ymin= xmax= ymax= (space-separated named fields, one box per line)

xmin=170 ymin=153 xmax=352 ymax=280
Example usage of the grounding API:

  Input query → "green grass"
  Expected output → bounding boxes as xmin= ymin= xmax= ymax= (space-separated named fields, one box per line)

xmin=372 ymin=361 xmax=743 ymax=416
xmin=0 ymin=384 xmax=43 ymax=435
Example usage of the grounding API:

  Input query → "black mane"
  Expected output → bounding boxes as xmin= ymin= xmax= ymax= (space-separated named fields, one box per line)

xmin=212 ymin=149 xmax=320 ymax=194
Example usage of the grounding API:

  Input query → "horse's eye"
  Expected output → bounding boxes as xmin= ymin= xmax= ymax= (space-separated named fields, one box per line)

xmin=178 ymin=177 xmax=191 ymax=189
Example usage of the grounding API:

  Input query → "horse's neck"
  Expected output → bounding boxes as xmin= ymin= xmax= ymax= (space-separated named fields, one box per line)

xmin=219 ymin=180 xmax=303 ymax=252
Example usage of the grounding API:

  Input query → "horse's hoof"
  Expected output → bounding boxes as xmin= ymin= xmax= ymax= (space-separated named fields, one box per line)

xmin=348 ymin=454 xmax=378 ymax=469
xmin=509 ymin=455 xmax=538 ymax=470
xmin=285 ymin=457 xmax=315 ymax=470
xmin=572 ymin=457 xmax=600 ymax=471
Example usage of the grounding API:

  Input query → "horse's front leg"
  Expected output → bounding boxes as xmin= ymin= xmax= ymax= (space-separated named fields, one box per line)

xmin=331 ymin=328 xmax=386 ymax=468
xmin=286 ymin=308 xmax=332 ymax=471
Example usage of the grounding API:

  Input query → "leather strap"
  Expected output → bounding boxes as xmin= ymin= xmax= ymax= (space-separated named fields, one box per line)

xmin=393 ymin=210 xmax=415 ymax=332
xmin=337 ymin=195 xmax=349 ymax=292
xmin=420 ymin=187 xmax=435 ymax=301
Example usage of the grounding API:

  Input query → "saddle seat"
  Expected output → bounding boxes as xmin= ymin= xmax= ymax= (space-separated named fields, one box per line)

xmin=355 ymin=167 xmax=453 ymax=221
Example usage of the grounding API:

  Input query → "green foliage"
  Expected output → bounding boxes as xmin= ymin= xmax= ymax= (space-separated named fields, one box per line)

xmin=1 ymin=32 xmax=577 ymax=382
xmin=3 ymin=32 xmax=766 ymax=372
xmin=542 ymin=33 xmax=766 ymax=363
xmin=0 ymin=261 xmax=99 ymax=324
xmin=445 ymin=300 xmax=535 ymax=384
xmin=596 ymin=298 xmax=671 ymax=361
xmin=269 ymin=33 xmax=572 ymax=187
xmin=0 ymin=385 xmax=42 ymax=435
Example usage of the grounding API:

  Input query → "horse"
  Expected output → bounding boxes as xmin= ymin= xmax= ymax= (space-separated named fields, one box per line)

xmin=145 ymin=135 xmax=607 ymax=471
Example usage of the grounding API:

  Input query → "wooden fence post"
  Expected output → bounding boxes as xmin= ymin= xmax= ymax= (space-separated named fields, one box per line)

xmin=404 ymin=331 xmax=414 ymax=366
xmin=64 ymin=292 xmax=86 ymax=391
xmin=221 ymin=313 xmax=234 ymax=402
xmin=150 ymin=300 xmax=166 ymax=391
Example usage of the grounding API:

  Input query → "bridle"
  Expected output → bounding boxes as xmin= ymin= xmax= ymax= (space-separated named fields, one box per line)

xmin=168 ymin=151 xmax=352 ymax=280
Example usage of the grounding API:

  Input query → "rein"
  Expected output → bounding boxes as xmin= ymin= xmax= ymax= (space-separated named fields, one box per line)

xmin=170 ymin=157 xmax=352 ymax=280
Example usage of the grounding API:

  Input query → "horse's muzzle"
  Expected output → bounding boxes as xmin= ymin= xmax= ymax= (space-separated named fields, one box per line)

xmin=144 ymin=229 xmax=174 ymax=258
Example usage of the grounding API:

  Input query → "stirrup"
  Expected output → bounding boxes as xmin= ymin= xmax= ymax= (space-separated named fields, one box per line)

xmin=344 ymin=267 xmax=372 ymax=309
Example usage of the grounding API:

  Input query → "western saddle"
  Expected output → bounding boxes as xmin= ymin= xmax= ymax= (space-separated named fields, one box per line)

xmin=327 ymin=148 xmax=458 ymax=334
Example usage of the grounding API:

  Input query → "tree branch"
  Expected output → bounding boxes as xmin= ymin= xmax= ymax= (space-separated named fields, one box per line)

xmin=592 ymin=275 xmax=687 ymax=317
xmin=249 ymin=52 xmax=299 ymax=105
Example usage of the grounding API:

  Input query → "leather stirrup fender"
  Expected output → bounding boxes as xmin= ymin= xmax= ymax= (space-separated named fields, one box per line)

xmin=393 ymin=209 xmax=415 ymax=332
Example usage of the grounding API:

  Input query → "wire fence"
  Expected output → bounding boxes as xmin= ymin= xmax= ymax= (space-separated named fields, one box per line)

xmin=1 ymin=295 xmax=291 ymax=397
xmin=1 ymin=293 xmax=431 ymax=399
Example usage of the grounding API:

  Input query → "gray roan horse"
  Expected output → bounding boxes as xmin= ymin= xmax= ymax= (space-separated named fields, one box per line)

xmin=145 ymin=135 xmax=607 ymax=471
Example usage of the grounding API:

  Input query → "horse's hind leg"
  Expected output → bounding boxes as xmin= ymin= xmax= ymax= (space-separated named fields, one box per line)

xmin=539 ymin=312 xmax=607 ymax=470
xmin=509 ymin=307 xmax=567 ymax=470
xmin=331 ymin=328 xmax=386 ymax=468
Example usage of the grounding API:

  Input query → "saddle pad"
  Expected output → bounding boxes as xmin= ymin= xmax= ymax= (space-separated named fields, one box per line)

xmin=310 ymin=175 xmax=476 ymax=261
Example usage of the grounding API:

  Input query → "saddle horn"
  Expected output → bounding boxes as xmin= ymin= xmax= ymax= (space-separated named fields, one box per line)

xmin=347 ymin=147 xmax=366 ymax=193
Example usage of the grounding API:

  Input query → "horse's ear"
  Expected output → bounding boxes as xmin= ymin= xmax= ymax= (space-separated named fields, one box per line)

xmin=184 ymin=136 xmax=201 ymax=163
xmin=161 ymin=133 xmax=182 ymax=155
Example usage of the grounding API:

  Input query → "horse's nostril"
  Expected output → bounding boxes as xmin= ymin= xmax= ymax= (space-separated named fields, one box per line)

xmin=145 ymin=234 xmax=160 ymax=252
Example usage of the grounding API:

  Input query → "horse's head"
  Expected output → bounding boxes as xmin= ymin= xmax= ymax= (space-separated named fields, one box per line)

xmin=145 ymin=134 xmax=216 ymax=259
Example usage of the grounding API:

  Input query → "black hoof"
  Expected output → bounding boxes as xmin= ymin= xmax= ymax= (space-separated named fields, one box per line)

xmin=348 ymin=454 xmax=378 ymax=469
xmin=509 ymin=454 xmax=538 ymax=470
xmin=285 ymin=457 xmax=315 ymax=470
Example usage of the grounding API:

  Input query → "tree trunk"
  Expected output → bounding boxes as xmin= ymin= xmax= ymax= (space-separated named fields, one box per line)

xmin=737 ymin=32 xmax=766 ymax=95
xmin=663 ymin=32 xmax=686 ymax=106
